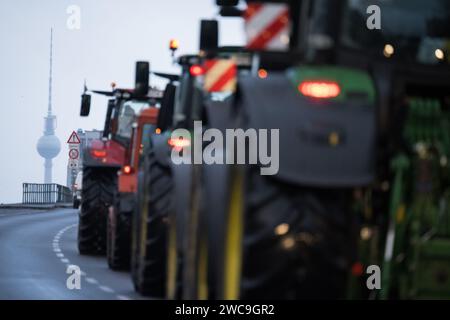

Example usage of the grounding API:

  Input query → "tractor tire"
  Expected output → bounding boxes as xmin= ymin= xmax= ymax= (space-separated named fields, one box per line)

xmin=78 ymin=167 xmax=117 ymax=255
xmin=218 ymin=167 xmax=357 ymax=299
xmin=131 ymin=149 xmax=172 ymax=297
xmin=180 ymin=165 xmax=206 ymax=300
xmin=73 ymin=197 xmax=80 ymax=209
xmin=166 ymin=208 xmax=184 ymax=300
xmin=107 ymin=193 xmax=131 ymax=270
xmin=131 ymin=172 xmax=144 ymax=291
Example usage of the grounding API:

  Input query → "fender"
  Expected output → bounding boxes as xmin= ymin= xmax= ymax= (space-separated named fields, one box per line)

xmin=152 ymin=133 xmax=173 ymax=168
xmin=203 ymin=97 xmax=235 ymax=134
xmin=236 ymin=67 xmax=376 ymax=187
xmin=118 ymin=192 xmax=135 ymax=214
xmin=201 ymin=159 xmax=232 ymax=287
xmin=118 ymin=173 xmax=138 ymax=194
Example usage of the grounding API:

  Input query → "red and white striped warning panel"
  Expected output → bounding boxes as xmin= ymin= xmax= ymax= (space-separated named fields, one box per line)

xmin=244 ymin=2 xmax=291 ymax=51
xmin=203 ymin=59 xmax=237 ymax=93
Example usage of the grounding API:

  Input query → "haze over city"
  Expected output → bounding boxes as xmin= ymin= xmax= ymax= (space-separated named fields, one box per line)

xmin=0 ymin=0 xmax=244 ymax=203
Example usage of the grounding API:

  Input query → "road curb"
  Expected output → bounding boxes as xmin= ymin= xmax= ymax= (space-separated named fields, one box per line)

xmin=0 ymin=203 xmax=73 ymax=210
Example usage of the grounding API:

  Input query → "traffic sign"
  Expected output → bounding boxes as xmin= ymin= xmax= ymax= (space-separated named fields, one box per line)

xmin=69 ymin=159 xmax=79 ymax=168
xmin=67 ymin=131 xmax=81 ymax=144
xmin=69 ymin=148 xmax=79 ymax=160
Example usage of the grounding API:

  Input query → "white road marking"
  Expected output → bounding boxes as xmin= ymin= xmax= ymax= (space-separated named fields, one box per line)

xmin=85 ymin=277 xmax=99 ymax=285
xmin=53 ymin=223 xmax=133 ymax=300
xmin=99 ymin=285 xmax=114 ymax=293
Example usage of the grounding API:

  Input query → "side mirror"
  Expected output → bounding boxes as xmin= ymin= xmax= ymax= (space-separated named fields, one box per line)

xmin=157 ymin=83 xmax=176 ymax=132
xmin=216 ymin=0 xmax=239 ymax=6
xmin=80 ymin=94 xmax=91 ymax=117
xmin=153 ymin=72 xmax=180 ymax=83
xmin=219 ymin=7 xmax=243 ymax=17
xmin=103 ymin=99 xmax=115 ymax=138
xmin=135 ymin=61 xmax=150 ymax=96
xmin=200 ymin=20 xmax=218 ymax=53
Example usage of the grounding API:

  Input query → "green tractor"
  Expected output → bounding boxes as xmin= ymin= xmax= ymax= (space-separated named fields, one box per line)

xmin=378 ymin=97 xmax=450 ymax=299
xmin=130 ymin=35 xmax=252 ymax=298
xmin=130 ymin=52 xmax=206 ymax=297
xmin=182 ymin=0 xmax=450 ymax=300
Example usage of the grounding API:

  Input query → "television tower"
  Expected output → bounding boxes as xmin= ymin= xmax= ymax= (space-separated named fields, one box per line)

xmin=36 ymin=29 xmax=61 ymax=183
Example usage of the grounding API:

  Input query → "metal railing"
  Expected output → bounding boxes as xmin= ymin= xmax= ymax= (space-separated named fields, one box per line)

xmin=22 ymin=183 xmax=72 ymax=204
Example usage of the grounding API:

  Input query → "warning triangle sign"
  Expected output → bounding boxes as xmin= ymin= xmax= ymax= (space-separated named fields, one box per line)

xmin=67 ymin=131 xmax=81 ymax=144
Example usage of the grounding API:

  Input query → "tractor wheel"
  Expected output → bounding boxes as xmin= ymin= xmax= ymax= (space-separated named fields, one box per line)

xmin=217 ymin=167 xmax=357 ymax=299
xmin=181 ymin=165 xmax=208 ymax=300
xmin=166 ymin=208 xmax=184 ymax=300
xmin=131 ymin=172 xmax=143 ymax=292
xmin=107 ymin=193 xmax=131 ymax=270
xmin=131 ymin=149 xmax=172 ymax=297
xmin=78 ymin=167 xmax=116 ymax=255
xmin=73 ymin=197 xmax=80 ymax=209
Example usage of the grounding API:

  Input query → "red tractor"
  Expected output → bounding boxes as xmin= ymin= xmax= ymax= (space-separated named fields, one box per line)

xmin=107 ymin=106 xmax=159 ymax=269
xmin=77 ymin=62 xmax=161 ymax=256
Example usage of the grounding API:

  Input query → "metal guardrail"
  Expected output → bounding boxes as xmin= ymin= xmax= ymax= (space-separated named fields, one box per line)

xmin=22 ymin=183 xmax=72 ymax=204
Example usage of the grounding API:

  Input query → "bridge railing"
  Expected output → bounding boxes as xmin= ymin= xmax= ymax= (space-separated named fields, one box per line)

xmin=22 ymin=183 xmax=72 ymax=204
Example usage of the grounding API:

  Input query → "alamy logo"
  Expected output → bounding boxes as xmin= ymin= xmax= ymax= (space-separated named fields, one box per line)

xmin=366 ymin=5 xmax=381 ymax=30
xmin=366 ymin=265 xmax=381 ymax=290
xmin=170 ymin=121 xmax=279 ymax=176
xmin=66 ymin=5 xmax=81 ymax=30
xmin=66 ymin=265 xmax=81 ymax=290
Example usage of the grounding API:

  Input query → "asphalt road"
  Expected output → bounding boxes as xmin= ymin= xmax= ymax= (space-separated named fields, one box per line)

xmin=0 ymin=208 xmax=145 ymax=300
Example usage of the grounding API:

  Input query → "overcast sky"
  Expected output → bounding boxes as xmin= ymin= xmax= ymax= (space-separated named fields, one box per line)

xmin=0 ymin=0 xmax=244 ymax=204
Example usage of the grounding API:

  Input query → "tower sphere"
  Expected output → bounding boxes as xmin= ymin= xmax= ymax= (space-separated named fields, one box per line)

xmin=37 ymin=134 xmax=61 ymax=159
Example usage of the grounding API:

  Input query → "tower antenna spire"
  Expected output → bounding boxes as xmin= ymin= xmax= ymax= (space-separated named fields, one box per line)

xmin=48 ymin=28 xmax=53 ymax=116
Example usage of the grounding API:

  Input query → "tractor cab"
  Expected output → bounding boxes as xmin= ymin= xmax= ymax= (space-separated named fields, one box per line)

xmin=82 ymin=88 xmax=162 ymax=147
xmin=79 ymin=62 xmax=163 ymax=167
xmin=151 ymin=52 xmax=205 ymax=133
xmin=172 ymin=54 xmax=204 ymax=130
xmin=107 ymin=88 xmax=163 ymax=146
xmin=213 ymin=0 xmax=450 ymax=68
xmin=206 ymin=0 xmax=450 ymax=186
